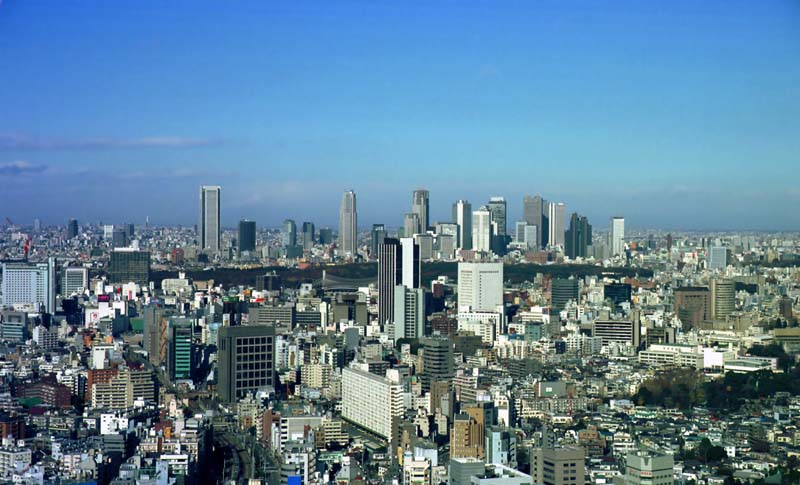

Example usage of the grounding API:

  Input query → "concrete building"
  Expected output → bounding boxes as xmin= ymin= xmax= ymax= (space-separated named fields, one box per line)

xmin=610 ymin=216 xmax=625 ymax=256
xmin=711 ymin=279 xmax=735 ymax=320
xmin=199 ymin=185 xmax=221 ymax=254
xmin=531 ymin=446 xmax=585 ymax=485
xmin=458 ymin=262 xmax=503 ymax=312
xmin=472 ymin=206 xmax=493 ymax=253
xmin=452 ymin=200 xmax=473 ymax=250
xmin=338 ymin=190 xmax=358 ymax=256
xmin=341 ymin=365 xmax=403 ymax=443
xmin=217 ymin=324 xmax=276 ymax=402
xmin=616 ymin=449 xmax=674 ymax=485
xmin=1 ymin=258 xmax=56 ymax=313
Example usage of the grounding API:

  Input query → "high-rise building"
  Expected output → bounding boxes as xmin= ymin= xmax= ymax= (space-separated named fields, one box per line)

xmin=390 ymin=285 xmax=425 ymax=340
xmin=1 ymin=259 xmax=56 ymax=313
xmin=282 ymin=219 xmax=297 ymax=247
xmin=217 ymin=324 xmax=276 ymax=402
xmin=564 ymin=213 xmax=591 ymax=259
xmin=707 ymin=246 xmax=727 ymax=270
xmin=593 ymin=319 xmax=641 ymax=348
xmin=531 ymin=446 xmax=585 ymax=485
xmin=487 ymin=197 xmax=507 ymax=236
xmin=318 ymin=228 xmax=333 ymax=245
xmin=452 ymin=200 xmax=473 ymax=250
xmin=301 ymin=222 xmax=315 ymax=250
xmin=472 ymin=206 xmax=493 ymax=253
xmin=109 ymin=248 xmax=150 ymax=285
xmin=341 ymin=365 xmax=403 ymax=443
xmin=523 ymin=195 xmax=546 ymax=249
xmin=610 ymin=216 xmax=625 ymax=256
xmin=111 ymin=227 xmax=128 ymax=248
xmin=166 ymin=317 xmax=194 ymax=381
xmin=420 ymin=337 xmax=454 ymax=392
xmin=551 ymin=278 xmax=579 ymax=314
xmin=711 ymin=279 xmax=735 ymax=320
xmin=604 ymin=282 xmax=632 ymax=307
xmin=547 ymin=202 xmax=566 ymax=247
xmin=412 ymin=188 xmax=430 ymax=233
xmin=674 ymin=287 xmax=710 ymax=328
xmin=378 ymin=238 xmax=403 ymax=327
xmin=524 ymin=225 xmax=538 ymax=251
xmin=451 ymin=413 xmax=483 ymax=459
xmin=238 ymin=219 xmax=256 ymax=254
xmin=338 ymin=190 xmax=358 ymax=256
xmin=62 ymin=266 xmax=89 ymax=296
xmin=457 ymin=262 xmax=503 ymax=312
xmin=199 ymin=185 xmax=221 ymax=254
xmin=370 ymin=224 xmax=386 ymax=258
xmin=400 ymin=237 xmax=421 ymax=288
xmin=514 ymin=221 xmax=527 ymax=244
xmin=618 ymin=449 xmax=674 ymax=485
xmin=67 ymin=218 xmax=79 ymax=239
xmin=403 ymin=213 xmax=420 ymax=237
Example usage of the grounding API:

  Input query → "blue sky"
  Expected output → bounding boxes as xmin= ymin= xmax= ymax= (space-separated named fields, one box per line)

xmin=1 ymin=0 xmax=798 ymax=230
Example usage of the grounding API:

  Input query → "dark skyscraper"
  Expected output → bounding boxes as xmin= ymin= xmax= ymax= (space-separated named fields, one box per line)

xmin=217 ymin=324 xmax=275 ymax=402
xmin=238 ymin=219 xmax=256 ymax=253
xmin=301 ymin=222 xmax=315 ymax=250
xmin=371 ymin=224 xmax=387 ymax=258
xmin=523 ymin=195 xmax=544 ymax=249
xmin=67 ymin=218 xmax=79 ymax=239
xmin=487 ymin=197 xmax=507 ymax=236
xmin=412 ymin=188 xmax=430 ymax=233
xmin=551 ymin=278 xmax=579 ymax=314
xmin=565 ymin=213 xmax=592 ymax=259
xmin=282 ymin=219 xmax=297 ymax=247
xmin=378 ymin=238 xmax=403 ymax=327
xmin=420 ymin=337 xmax=454 ymax=392
xmin=109 ymin=248 xmax=151 ymax=285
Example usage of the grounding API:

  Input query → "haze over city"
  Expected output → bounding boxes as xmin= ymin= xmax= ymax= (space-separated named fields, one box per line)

xmin=1 ymin=0 xmax=799 ymax=229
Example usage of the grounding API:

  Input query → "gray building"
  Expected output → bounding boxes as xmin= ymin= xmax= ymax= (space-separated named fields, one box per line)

xmin=109 ymin=248 xmax=150 ymax=285
xmin=238 ymin=219 xmax=256 ymax=254
xmin=338 ymin=190 xmax=358 ymax=256
xmin=217 ymin=324 xmax=276 ymax=402
xmin=487 ymin=197 xmax=507 ymax=236
xmin=412 ymin=188 xmax=430 ymax=233
xmin=199 ymin=185 xmax=221 ymax=254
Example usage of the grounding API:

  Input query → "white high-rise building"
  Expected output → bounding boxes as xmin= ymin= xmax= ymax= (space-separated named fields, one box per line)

xmin=62 ymin=266 xmax=89 ymax=296
xmin=199 ymin=185 xmax=221 ymax=254
xmin=611 ymin=216 xmax=625 ymax=256
xmin=338 ymin=190 xmax=358 ymax=256
xmin=1 ymin=258 xmax=56 ymax=312
xmin=524 ymin=225 xmax=538 ymax=250
xmin=391 ymin=285 xmax=425 ymax=341
xmin=547 ymin=202 xmax=566 ymax=247
xmin=708 ymin=246 xmax=727 ymax=270
xmin=457 ymin=262 xmax=503 ymax=312
xmin=400 ymin=237 xmax=421 ymax=288
xmin=342 ymin=365 xmax=403 ymax=442
xmin=452 ymin=200 xmax=472 ymax=250
xmin=472 ymin=206 xmax=493 ymax=253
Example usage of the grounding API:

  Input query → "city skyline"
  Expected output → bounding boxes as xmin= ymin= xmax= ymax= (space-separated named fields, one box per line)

xmin=0 ymin=1 xmax=798 ymax=230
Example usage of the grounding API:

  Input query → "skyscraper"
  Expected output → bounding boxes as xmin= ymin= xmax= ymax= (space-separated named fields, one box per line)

xmin=301 ymin=221 xmax=315 ymax=250
xmin=472 ymin=206 xmax=492 ymax=253
xmin=551 ymin=278 xmax=579 ymax=314
xmin=67 ymin=218 xmax=79 ymax=239
xmin=412 ymin=188 xmax=430 ymax=234
xmin=457 ymin=262 xmax=503 ymax=312
xmin=391 ymin=285 xmax=425 ymax=340
xmin=199 ymin=185 xmax=221 ymax=254
xmin=378 ymin=237 xmax=420 ymax=328
xmin=339 ymin=190 xmax=358 ymax=256
xmin=487 ymin=197 xmax=507 ymax=236
xmin=282 ymin=219 xmax=297 ymax=247
xmin=564 ymin=213 xmax=592 ymax=259
xmin=403 ymin=213 xmax=420 ymax=237
xmin=420 ymin=337 xmax=454 ymax=392
xmin=238 ymin=219 xmax=256 ymax=254
xmin=711 ymin=278 xmax=735 ymax=320
xmin=109 ymin=248 xmax=151 ymax=285
xmin=217 ymin=324 xmax=276 ymax=402
xmin=523 ymin=195 xmax=544 ymax=248
xmin=708 ymin=246 xmax=727 ymax=270
xmin=610 ymin=216 xmax=625 ymax=256
xmin=547 ymin=202 xmax=566 ymax=247
xmin=1 ymin=258 xmax=56 ymax=313
xmin=371 ymin=224 xmax=386 ymax=258
xmin=452 ymin=200 xmax=472 ymax=250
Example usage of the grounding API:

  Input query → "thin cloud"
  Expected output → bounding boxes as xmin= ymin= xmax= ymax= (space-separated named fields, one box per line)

xmin=0 ymin=161 xmax=47 ymax=176
xmin=0 ymin=133 xmax=222 ymax=150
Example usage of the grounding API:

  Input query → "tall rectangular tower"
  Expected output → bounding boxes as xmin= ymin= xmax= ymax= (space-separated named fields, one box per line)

xmin=199 ymin=185 xmax=221 ymax=254
xmin=338 ymin=190 xmax=358 ymax=256
xmin=452 ymin=200 xmax=472 ymax=250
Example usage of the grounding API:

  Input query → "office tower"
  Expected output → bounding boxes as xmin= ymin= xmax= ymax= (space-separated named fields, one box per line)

xmin=111 ymin=227 xmax=128 ymax=248
xmin=436 ymin=234 xmax=455 ymax=260
xmin=1 ymin=258 xmax=56 ymax=313
xmin=199 ymin=185 xmax=221 ymax=254
xmin=414 ymin=233 xmax=434 ymax=260
xmin=487 ymin=196 xmax=507 ymax=236
xmin=708 ymin=246 xmax=727 ymax=270
xmin=370 ymin=224 xmax=387 ymax=258
xmin=318 ymin=228 xmax=333 ymax=245
xmin=341 ymin=365 xmax=403 ymax=442
xmin=523 ymin=195 xmax=546 ymax=248
xmin=514 ymin=221 xmax=526 ymax=243
xmin=166 ymin=317 xmax=194 ymax=381
xmin=376 ymin=237 xmax=421 ymax=329
xmin=412 ymin=188 xmax=430 ymax=233
xmin=390 ymin=285 xmax=425 ymax=340
xmin=564 ymin=213 xmax=592 ymax=259
xmin=300 ymin=221 xmax=315 ymax=251
xmin=593 ymin=319 xmax=641 ymax=348
xmin=674 ymin=287 xmax=710 ymax=328
xmin=452 ymin=200 xmax=472 ymax=250
xmin=457 ymin=262 xmax=503 ymax=312
xmin=711 ymin=278 xmax=735 ymax=320
xmin=338 ymin=190 xmax=358 ymax=255
xmin=403 ymin=213 xmax=420 ymax=237
xmin=143 ymin=306 xmax=168 ymax=366
xmin=524 ymin=225 xmax=538 ymax=251
xmin=282 ymin=219 xmax=297 ymax=247
xmin=547 ymin=202 xmax=566 ymax=247
xmin=217 ymin=324 xmax=275 ymax=402
xmin=449 ymin=458 xmax=485 ymax=485
xmin=67 ymin=219 xmax=79 ymax=239
xmin=238 ymin=219 xmax=256 ymax=254
xmin=62 ymin=266 xmax=89 ymax=296
xmin=485 ymin=426 xmax=518 ymax=468
xmin=610 ymin=216 xmax=625 ymax=256
xmin=420 ymin=337 xmax=454 ymax=392
xmin=551 ymin=278 xmax=579 ymax=314
xmin=604 ymin=283 xmax=632 ymax=307
xmin=531 ymin=447 xmax=585 ymax=485
xmin=472 ymin=206 xmax=493 ymax=253
xmin=619 ymin=449 xmax=674 ymax=485
xmin=109 ymin=248 xmax=150 ymax=285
